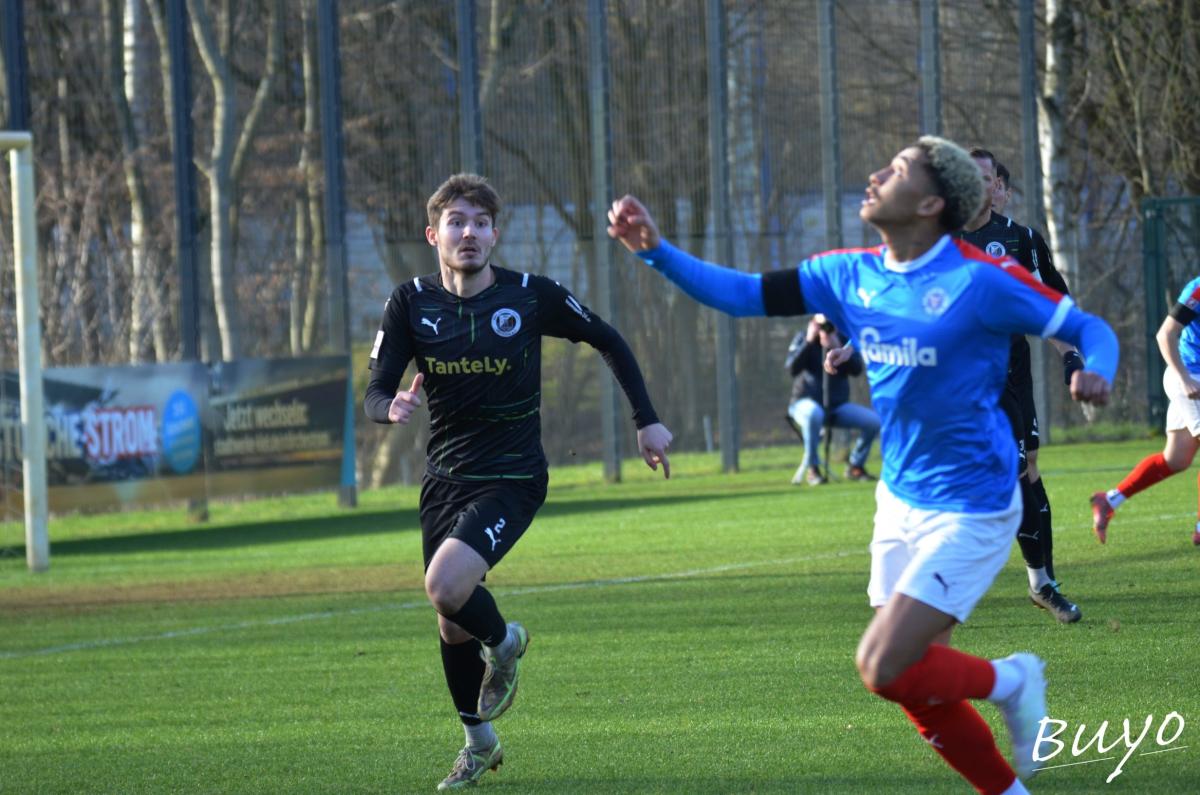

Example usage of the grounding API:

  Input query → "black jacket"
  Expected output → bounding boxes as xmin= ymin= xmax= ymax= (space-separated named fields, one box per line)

xmin=785 ymin=331 xmax=863 ymax=407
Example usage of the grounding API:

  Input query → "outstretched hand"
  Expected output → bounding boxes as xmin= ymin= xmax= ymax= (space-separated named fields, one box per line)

xmin=388 ymin=372 xmax=424 ymax=424
xmin=637 ymin=422 xmax=673 ymax=479
xmin=607 ymin=195 xmax=662 ymax=253
xmin=1069 ymin=370 xmax=1110 ymax=406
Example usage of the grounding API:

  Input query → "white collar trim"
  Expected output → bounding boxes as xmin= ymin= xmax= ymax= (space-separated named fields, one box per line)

xmin=883 ymin=234 xmax=952 ymax=273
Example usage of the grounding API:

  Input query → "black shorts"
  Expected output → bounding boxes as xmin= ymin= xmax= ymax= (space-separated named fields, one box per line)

xmin=1008 ymin=372 xmax=1040 ymax=453
xmin=999 ymin=384 xmax=1029 ymax=475
xmin=419 ymin=472 xmax=548 ymax=570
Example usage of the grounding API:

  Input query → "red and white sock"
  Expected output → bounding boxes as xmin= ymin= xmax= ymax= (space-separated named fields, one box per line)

xmin=1112 ymin=452 xmax=1177 ymax=506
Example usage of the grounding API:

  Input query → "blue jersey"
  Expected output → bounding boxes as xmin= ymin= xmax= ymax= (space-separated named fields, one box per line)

xmin=1170 ymin=276 xmax=1200 ymax=373
xmin=638 ymin=235 xmax=1119 ymax=514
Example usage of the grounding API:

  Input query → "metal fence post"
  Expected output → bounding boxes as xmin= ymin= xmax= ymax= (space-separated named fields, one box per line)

xmin=587 ymin=0 xmax=621 ymax=482
xmin=456 ymin=0 xmax=483 ymax=174
xmin=2 ymin=0 xmax=31 ymax=130
xmin=1142 ymin=200 xmax=1166 ymax=428
xmin=818 ymin=0 xmax=843 ymax=251
xmin=919 ymin=0 xmax=942 ymax=136
xmin=706 ymin=0 xmax=738 ymax=472
xmin=317 ymin=0 xmax=357 ymax=508
xmin=166 ymin=0 xmax=208 ymax=521
xmin=166 ymin=0 xmax=201 ymax=365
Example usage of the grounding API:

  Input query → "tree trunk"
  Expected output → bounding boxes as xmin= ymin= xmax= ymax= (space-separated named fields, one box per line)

xmin=1039 ymin=0 xmax=1078 ymax=290
xmin=105 ymin=0 xmax=159 ymax=363
xmin=300 ymin=0 xmax=325 ymax=353
xmin=188 ymin=0 xmax=282 ymax=360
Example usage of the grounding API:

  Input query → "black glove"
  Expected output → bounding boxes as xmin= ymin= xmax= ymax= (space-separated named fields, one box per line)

xmin=1063 ymin=350 xmax=1085 ymax=386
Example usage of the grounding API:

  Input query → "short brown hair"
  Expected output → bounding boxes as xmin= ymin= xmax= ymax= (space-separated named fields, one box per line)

xmin=994 ymin=161 xmax=1010 ymax=189
xmin=426 ymin=173 xmax=502 ymax=227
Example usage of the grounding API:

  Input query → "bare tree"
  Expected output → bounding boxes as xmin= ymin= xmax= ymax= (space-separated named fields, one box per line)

xmin=187 ymin=0 xmax=283 ymax=360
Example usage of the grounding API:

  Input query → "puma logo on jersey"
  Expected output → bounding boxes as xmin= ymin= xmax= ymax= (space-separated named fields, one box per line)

xmin=859 ymin=327 xmax=938 ymax=367
xmin=421 ymin=317 xmax=442 ymax=335
xmin=857 ymin=287 xmax=878 ymax=307
xmin=484 ymin=517 xmax=507 ymax=550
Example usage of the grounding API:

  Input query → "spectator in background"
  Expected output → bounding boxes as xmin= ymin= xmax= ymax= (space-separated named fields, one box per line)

xmin=785 ymin=313 xmax=880 ymax=485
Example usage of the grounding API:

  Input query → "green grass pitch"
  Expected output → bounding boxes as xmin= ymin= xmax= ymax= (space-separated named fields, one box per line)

xmin=1 ymin=438 xmax=1197 ymax=793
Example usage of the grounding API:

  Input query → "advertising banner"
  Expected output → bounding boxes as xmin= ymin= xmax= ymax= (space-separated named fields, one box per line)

xmin=204 ymin=356 xmax=348 ymax=498
xmin=0 ymin=356 xmax=349 ymax=513
xmin=1 ymin=362 xmax=208 ymax=512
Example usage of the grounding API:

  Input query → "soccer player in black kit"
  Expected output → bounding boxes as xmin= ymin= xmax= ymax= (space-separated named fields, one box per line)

xmin=364 ymin=174 xmax=672 ymax=790
xmin=956 ymin=149 xmax=1085 ymax=624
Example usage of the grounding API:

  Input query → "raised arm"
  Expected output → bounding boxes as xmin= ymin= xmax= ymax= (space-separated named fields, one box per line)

xmin=981 ymin=261 xmax=1116 ymax=405
xmin=608 ymin=195 xmax=806 ymax=318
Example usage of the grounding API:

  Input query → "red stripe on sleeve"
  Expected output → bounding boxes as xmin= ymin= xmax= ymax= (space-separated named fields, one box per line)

xmin=954 ymin=239 xmax=1064 ymax=304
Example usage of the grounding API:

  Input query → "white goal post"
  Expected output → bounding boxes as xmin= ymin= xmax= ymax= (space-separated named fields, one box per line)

xmin=1 ymin=131 xmax=48 ymax=572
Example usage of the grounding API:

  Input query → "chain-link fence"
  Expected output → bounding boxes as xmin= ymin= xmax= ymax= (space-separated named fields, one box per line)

xmin=0 ymin=0 xmax=1178 ymax=519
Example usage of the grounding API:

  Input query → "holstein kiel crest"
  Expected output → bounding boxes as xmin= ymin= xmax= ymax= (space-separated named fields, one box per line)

xmin=922 ymin=286 xmax=951 ymax=316
xmin=985 ymin=241 xmax=1007 ymax=258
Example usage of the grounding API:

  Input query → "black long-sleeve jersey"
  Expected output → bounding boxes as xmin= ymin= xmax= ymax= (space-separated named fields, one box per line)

xmin=956 ymin=212 xmax=1069 ymax=386
xmin=364 ymin=266 xmax=659 ymax=482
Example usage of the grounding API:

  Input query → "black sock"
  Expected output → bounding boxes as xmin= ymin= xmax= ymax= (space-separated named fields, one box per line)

xmin=1031 ymin=477 xmax=1055 ymax=581
xmin=445 ymin=586 xmax=507 ymax=647
xmin=440 ymin=637 xmax=486 ymax=725
xmin=1015 ymin=474 xmax=1045 ymax=570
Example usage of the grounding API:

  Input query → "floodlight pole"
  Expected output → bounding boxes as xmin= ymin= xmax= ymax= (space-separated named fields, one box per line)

xmin=1 ymin=131 xmax=48 ymax=572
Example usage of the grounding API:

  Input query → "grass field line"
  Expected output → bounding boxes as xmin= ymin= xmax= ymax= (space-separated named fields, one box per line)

xmin=0 ymin=548 xmax=862 ymax=661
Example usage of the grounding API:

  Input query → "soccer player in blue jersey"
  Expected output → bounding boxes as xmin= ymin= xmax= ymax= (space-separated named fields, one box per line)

xmin=1091 ymin=276 xmax=1200 ymax=546
xmin=608 ymin=137 xmax=1118 ymax=795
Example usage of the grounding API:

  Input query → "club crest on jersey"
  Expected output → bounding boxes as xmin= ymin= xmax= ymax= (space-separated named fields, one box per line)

xmin=985 ymin=241 xmax=1007 ymax=258
xmin=922 ymin=287 xmax=951 ymax=316
xmin=859 ymin=326 xmax=938 ymax=367
xmin=491 ymin=308 xmax=522 ymax=338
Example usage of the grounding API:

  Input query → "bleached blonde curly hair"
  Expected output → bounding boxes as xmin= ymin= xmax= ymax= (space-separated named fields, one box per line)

xmin=915 ymin=135 xmax=986 ymax=231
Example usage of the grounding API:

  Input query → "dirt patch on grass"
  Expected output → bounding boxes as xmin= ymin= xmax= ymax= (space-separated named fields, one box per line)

xmin=0 ymin=565 xmax=427 ymax=614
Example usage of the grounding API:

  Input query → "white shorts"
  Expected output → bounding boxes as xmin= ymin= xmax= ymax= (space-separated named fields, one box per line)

xmin=1164 ymin=369 xmax=1200 ymax=436
xmin=867 ymin=480 xmax=1021 ymax=623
